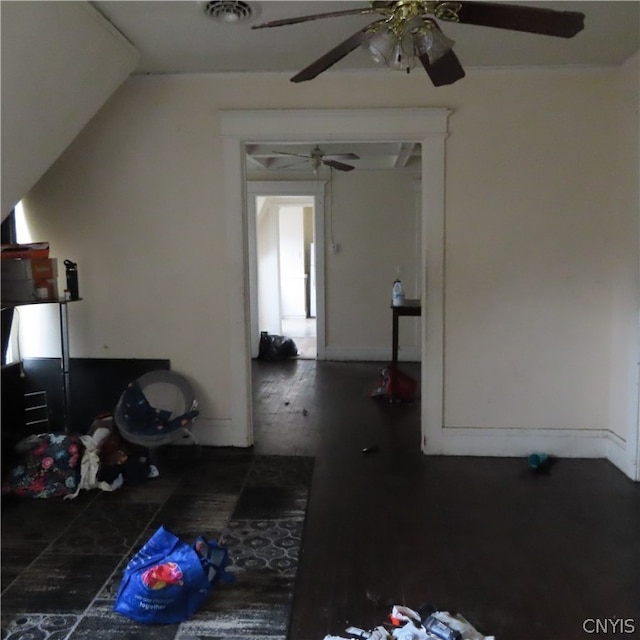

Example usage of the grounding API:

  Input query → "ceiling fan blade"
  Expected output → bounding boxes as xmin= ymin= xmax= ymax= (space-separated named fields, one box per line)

xmin=323 ymin=159 xmax=356 ymax=172
xmin=456 ymin=1 xmax=585 ymax=38
xmin=291 ymin=23 xmax=381 ymax=83
xmin=251 ymin=7 xmax=373 ymax=30
xmin=323 ymin=153 xmax=361 ymax=161
xmin=419 ymin=50 xmax=466 ymax=87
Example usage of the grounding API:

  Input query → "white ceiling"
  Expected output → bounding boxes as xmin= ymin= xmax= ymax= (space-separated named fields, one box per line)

xmin=91 ymin=1 xmax=639 ymax=74
xmin=90 ymin=0 xmax=639 ymax=171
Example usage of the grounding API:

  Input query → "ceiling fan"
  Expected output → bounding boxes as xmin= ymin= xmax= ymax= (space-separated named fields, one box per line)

xmin=252 ymin=0 xmax=585 ymax=87
xmin=273 ymin=145 xmax=360 ymax=172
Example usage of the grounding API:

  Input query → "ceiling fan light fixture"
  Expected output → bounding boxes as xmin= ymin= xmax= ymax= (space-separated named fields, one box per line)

xmin=409 ymin=19 xmax=456 ymax=64
xmin=367 ymin=26 xmax=417 ymax=72
xmin=310 ymin=156 xmax=322 ymax=172
xmin=367 ymin=27 xmax=396 ymax=65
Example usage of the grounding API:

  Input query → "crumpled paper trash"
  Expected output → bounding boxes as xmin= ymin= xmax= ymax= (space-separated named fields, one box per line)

xmin=426 ymin=611 xmax=496 ymax=640
xmin=392 ymin=624 xmax=428 ymax=639
xmin=391 ymin=606 xmax=422 ymax=626
xmin=322 ymin=606 xmax=495 ymax=640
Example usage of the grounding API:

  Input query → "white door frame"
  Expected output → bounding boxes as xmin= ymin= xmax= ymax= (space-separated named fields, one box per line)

xmin=221 ymin=108 xmax=450 ymax=449
xmin=247 ymin=182 xmax=326 ymax=359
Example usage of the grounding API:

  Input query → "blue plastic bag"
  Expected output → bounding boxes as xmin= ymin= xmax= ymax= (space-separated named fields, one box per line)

xmin=114 ymin=525 xmax=234 ymax=624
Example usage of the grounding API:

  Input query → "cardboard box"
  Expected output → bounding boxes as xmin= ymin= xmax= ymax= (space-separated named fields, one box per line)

xmin=1 ymin=258 xmax=58 ymax=280
xmin=1 ymin=278 xmax=59 ymax=303
xmin=0 ymin=242 xmax=50 ymax=261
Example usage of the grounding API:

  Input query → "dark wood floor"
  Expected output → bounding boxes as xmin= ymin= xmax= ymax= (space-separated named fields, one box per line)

xmin=252 ymin=359 xmax=640 ymax=640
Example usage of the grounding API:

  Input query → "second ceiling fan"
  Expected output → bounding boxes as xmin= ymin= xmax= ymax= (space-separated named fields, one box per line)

xmin=252 ymin=0 xmax=586 ymax=87
xmin=274 ymin=145 xmax=360 ymax=172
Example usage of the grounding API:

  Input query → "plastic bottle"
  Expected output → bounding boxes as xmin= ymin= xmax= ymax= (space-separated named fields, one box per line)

xmin=392 ymin=269 xmax=404 ymax=307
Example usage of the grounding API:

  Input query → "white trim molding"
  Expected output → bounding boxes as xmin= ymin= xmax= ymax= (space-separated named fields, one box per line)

xmin=440 ymin=426 xmax=640 ymax=478
xmin=605 ymin=430 xmax=636 ymax=480
xmin=440 ymin=426 xmax=614 ymax=459
xmin=221 ymin=108 xmax=451 ymax=449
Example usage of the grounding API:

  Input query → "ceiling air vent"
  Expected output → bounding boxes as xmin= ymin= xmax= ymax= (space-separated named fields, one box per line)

xmin=203 ymin=0 xmax=255 ymax=23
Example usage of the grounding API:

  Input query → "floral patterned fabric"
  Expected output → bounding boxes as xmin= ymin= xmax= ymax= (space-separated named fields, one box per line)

xmin=2 ymin=433 xmax=82 ymax=498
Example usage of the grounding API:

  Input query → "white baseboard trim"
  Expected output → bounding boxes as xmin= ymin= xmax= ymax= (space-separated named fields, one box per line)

xmin=322 ymin=346 xmax=420 ymax=362
xmin=436 ymin=426 xmax=610 ymax=458
xmin=432 ymin=426 xmax=637 ymax=480
xmin=605 ymin=430 xmax=637 ymax=479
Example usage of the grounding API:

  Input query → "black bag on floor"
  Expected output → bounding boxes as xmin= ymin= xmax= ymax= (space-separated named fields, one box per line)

xmin=258 ymin=331 xmax=298 ymax=361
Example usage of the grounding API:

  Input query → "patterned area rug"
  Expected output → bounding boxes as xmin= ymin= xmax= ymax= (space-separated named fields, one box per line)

xmin=1 ymin=451 xmax=314 ymax=640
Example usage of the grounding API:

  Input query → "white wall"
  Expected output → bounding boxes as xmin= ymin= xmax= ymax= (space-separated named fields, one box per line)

xmin=257 ymin=199 xmax=281 ymax=336
xmin=17 ymin=63 xmax=640 ymax=474
xmin=324 ymin=169 xmax=421 ymax=361
xmin=1 ymin=1 xmax=139 ymax=216
xmin=444 ymin=73 xmax=614 ymax=432
xmin=606 ymin=52 xmax=640 ymax=478
xmin=278 ymin=205 xmax=306 ymax=319
xmin=21 ymin=76 xmax=241 ymax=445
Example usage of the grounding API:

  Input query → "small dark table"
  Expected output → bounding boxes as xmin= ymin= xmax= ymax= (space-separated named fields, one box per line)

xmin=391 ymin=299 xmax=421 ymax=364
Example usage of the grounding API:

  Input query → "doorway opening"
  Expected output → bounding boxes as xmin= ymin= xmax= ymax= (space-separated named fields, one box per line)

xmin=221 ymin=107 xmax=450 ymax=451
xmin=255 ymin=195 xmax=317 ymax=359
xmin=246 ymin=180 xmax=326 ymax=361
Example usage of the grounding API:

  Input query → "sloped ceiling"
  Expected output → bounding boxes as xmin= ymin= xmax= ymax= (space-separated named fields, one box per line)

xmin=1 ymin=1 xmax=139 ymax=218
xmin=2 ymin=1 xmax=638 ymax=210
